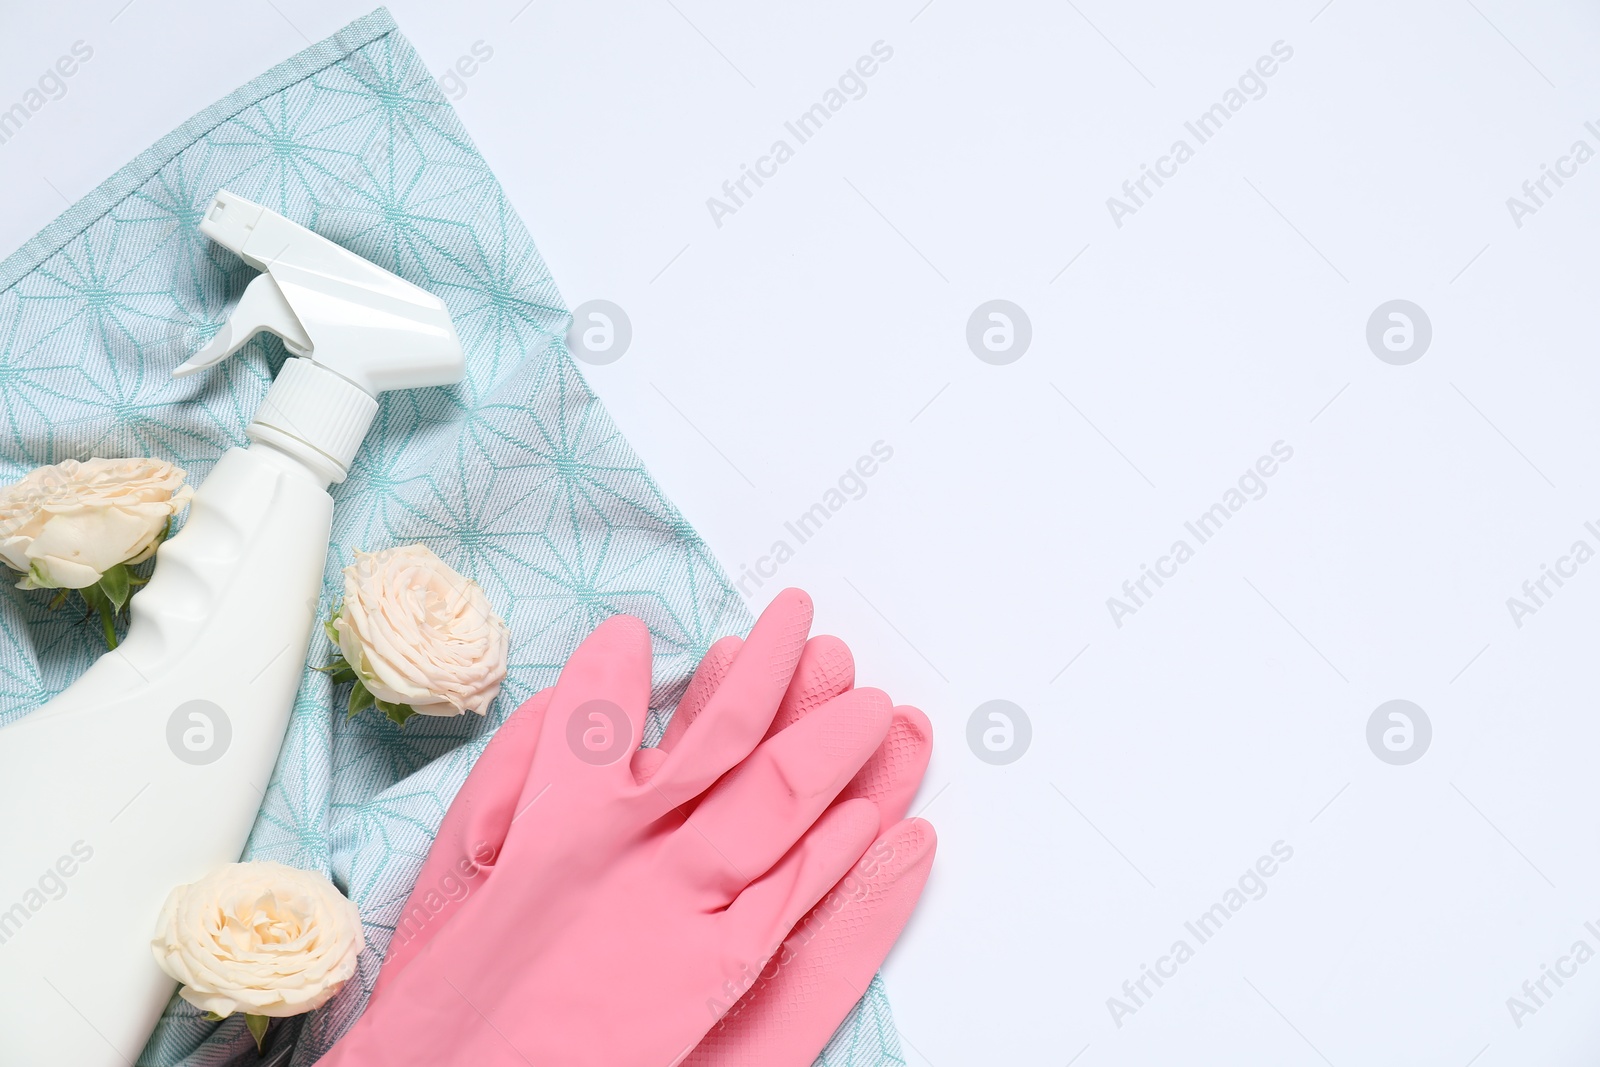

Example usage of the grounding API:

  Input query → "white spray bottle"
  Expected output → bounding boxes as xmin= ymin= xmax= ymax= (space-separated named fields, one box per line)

xmin=0 ymin=191 xmax=465 ymax=1066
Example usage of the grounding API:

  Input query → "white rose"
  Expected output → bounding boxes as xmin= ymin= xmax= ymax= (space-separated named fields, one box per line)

xmin=150 ymin=861 xmax=364 ymax=1019
xmin=0 ymin=457 xmax=193 ymax=589
xmin=336 ymin=544 xmax=509 ymax=717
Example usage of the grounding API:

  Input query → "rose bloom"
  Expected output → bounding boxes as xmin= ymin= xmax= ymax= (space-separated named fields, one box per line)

xmin=336 ymin=544 xmax=509 ymax=717
xmin=151 ymin=861 xmax=364 ymax=1018
xmin=0 ymin=457 xmax=193 ymax=589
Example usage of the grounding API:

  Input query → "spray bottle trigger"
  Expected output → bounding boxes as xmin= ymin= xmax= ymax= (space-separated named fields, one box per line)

xmin=173 ymin=273 xmax=312 ymax=379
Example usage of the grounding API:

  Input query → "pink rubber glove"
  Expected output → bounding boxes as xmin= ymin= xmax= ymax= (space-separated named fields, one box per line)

xmin=659 ymin=632 xmax=937 ymax=1067
xmin=371 ymin=611 xmax=935 ymax=1066
xmin=323 ymin=590 xmax=930 ymax=1067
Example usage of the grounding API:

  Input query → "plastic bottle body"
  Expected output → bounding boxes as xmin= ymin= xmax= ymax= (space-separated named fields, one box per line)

xmin=0 ymin=444 xmax=332 ymax=1066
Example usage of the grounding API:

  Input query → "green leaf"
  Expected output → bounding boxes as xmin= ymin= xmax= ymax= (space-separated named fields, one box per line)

xmin=99 ymin=564 xmax=131 ymax=612
xmin=323 ymin=601 xmax=343 ymax=647
xmin=244 ymin=1013 xmax=270 ymax=1054
xmin=312 ymin=653 xmax=359 ymax=686
xmin=376 ymin=698 xmax=418 ymax=729
xmin=77 ymin=585 xmax=118 ymax=649
xmin=347 ymin=681 xmax=375 ymax=719
xmin=78 ymin=583 xmax=104 ymax=612
xmin=313 ymin=663 xmax=360 ymax=686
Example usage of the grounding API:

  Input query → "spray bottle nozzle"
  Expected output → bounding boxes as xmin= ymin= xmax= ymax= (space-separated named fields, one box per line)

xmin=197 ymin=188 xmax=267 ymax=254
xmin=176 ymin=191 xmax=466 ymax=483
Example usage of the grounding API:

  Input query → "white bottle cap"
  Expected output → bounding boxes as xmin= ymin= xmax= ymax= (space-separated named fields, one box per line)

xmin=247 ymin=359 xmax=378 ymax=483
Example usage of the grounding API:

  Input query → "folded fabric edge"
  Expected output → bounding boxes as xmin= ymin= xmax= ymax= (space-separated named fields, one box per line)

xmin=0 ymin=6 xmax=397 ymax=295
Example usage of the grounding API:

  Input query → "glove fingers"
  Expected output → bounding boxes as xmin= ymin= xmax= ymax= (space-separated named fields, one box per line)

xmin=717 ymin=798 xmax=880 ymax=985
xmin=640 ymin=633 xmax=849 ymax=787
xmin=690 ymin=818 xmax=937 ymax=1067
xmin=646 ymin=633 xmax=853 ymax=783
xmin=764 ymin=635 xmax=855 ymax=739
xmin=371 ymin=687 xmax=552 ymax=1002
xmin=642 ymin=588 xmax=815 ymax=808
xmin=838 ymin=704 xmax=933 ymax=833
xmin=665 ymin=687 xmax=892 ymax=904
xmin=529 ymin=612 xmax=653 ymax=794
xmin=657 ymin=635 xmax=743 ymax=752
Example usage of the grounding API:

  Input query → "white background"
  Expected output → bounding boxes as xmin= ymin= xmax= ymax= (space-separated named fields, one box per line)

xmin=5 ymin=1 xmax=1600 ymax=1064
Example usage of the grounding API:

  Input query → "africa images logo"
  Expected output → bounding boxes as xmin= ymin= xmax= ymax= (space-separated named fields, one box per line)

xmin=0 ymin=842 xmax=94 ymax=947
xmin=0 ymin=41 xmax=94 ymax=147
xmin=705 ymin=42 xmax=895 ymax=228
xmin=1104 ymin=41 xmax=1294 ymax=228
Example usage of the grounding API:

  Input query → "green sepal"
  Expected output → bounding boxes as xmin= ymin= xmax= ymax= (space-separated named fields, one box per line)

xmin=312 ymin=651 xmax=360 ymax=686
xmin=346 ymin=681 xmax=417 ymax=727
xmin=316 ymin=663 xmax=360 ymax=686
xmin=77 ymin=583 xmax=118 ymax=649
xmin=99 ymin=563 xmax=131 ymax=612
xmin=376 ymin=697 xmax=418 ymax=728
xmin=323 ymin=601 xmax=343 ymax=646
xmin=203 ymin=1011 xmax=227 ymax=1022
xmin=245 ymin=1012 xmax=270 ymax=1053
xmin=347 ymin=681 xmax=375 ymax=719
xmin=47 ymin=588 xmax=68 ymax=611
xmin=78 ymin=583 xmax=104 ymax=613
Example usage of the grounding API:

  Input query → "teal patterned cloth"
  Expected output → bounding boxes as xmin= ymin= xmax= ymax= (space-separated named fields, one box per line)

xmin=0 ymin=9 xmax=905 ymax=1066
